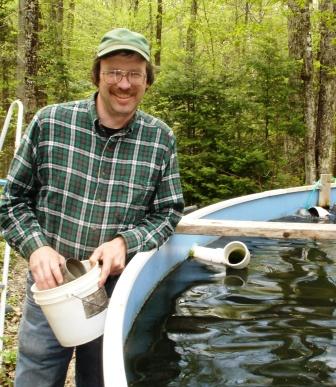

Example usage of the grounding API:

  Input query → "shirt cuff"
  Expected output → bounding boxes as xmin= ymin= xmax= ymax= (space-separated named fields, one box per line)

xmin=18 ymin=232 xmax=49 ymax=260
xmin=117 ymin=229 xmax=143 ymax=260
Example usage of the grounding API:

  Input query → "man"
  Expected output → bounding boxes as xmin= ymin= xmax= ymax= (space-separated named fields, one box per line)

xmin=0 ymin=28 xmax=184 ymax=386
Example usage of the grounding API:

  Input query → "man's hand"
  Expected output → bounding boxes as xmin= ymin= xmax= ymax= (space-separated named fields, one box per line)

xmin=89 ymin=237 xmax=127 ymax=287
xmin=29 ymin=246 xmax=66 ymax=290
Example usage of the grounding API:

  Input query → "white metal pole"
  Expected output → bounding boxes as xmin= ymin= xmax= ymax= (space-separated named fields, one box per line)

xmin=0 ymin=99 xmax=24 ymax=365
xmin=0 ymin=243 xmax=12 ymax=364
xmin=0 ymin=100 xmax=23 ymax=152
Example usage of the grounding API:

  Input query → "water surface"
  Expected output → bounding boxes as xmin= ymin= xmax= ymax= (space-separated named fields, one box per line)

xmin=126 ymin=238 xmax=336 ymax=386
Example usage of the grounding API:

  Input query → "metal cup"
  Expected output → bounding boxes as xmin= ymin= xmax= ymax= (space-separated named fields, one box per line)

xmin=62 ymin=259 xmax=87 ymax=284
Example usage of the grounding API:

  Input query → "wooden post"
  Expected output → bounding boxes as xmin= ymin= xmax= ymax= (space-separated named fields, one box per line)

xmin=318 ymin=173 xmax=332 ymax=208
xmin=176 ymin=218 xmax=336 ymax=240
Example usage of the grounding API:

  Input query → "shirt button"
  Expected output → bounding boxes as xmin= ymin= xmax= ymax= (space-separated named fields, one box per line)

xmin=115 ymin=211 xmax=123 ymax=221
xmin=101 ymin=170 xmax=109 ymax=178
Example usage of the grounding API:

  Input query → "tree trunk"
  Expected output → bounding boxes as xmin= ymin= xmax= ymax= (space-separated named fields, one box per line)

xmin=1 ymin=57 xmax=9 ymax=109
xmin=16 ymin=0 xmax=25 ymax=105
xmin=17 ymin=0 xmax=40 ymax=123
xmin=0 ymin=1 xmax=16 ymax=176
xmin=287 ymin=0 xmax=316 ymax=184
xmin=245 ymin=1 xmax=250 ymax=24
xmin=0 ymin=4 xmax=12 ymax=111
xmin=65 ymin=0 xmax=75 ymax=61
xmin=316 ymin=0 xmax=336 ymax=176
xmin=128 ymin=0 xmax=139 ymax=28
xmin=148 ymin=0 xmax=154 ymax=44
xmin=131 ymin=0 xmax=139 ymax=14
xmin=49 ymin=0 xmax=68 ymax=101
xmin=186 ymin=0 xmax=197 ymax=68
xmin=301 ymin=1 xmax=316 ymax=184
xmin=154 ymin=0 xmax=163 ymax=67
xmin=201 ymin=0 xmax=215 ymax=70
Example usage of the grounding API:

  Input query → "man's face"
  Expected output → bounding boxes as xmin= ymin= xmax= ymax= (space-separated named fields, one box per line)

xmin=98 ymin=53 xmax=148 ymax=125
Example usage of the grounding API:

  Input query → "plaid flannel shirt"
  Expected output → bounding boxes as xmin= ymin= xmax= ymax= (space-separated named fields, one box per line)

xmin=0 ymin=94 xmax=184 ymax=261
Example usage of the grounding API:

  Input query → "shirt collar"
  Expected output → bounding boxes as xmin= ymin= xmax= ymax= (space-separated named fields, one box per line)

xmin=89 ymin=92 xmax=99 ymax=123
xmin=90 ymin=92 xmax=139 ymax=137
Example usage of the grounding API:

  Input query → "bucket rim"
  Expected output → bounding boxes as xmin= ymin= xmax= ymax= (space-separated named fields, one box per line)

xmin=31 ymin=261 xmax=100 ymax=298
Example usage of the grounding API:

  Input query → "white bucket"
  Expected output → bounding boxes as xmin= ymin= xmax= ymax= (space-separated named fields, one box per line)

xmin=31 ymin=260 xmax=108 ymax=347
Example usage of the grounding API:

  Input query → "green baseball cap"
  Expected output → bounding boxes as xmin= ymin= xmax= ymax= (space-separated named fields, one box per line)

xmin=97 ymin=28 xmax=150 ymax=61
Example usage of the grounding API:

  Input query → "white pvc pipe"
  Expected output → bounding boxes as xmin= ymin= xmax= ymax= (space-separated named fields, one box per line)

xmin=308 ymin=206 xmax=330 ymax=219
xmin=223 ymin=241 xmax=251 ymax=269
xmin=190 ymin=246 xmax=224 ymax=263
xmin=191 ymin=241 xmax=250 ymax=269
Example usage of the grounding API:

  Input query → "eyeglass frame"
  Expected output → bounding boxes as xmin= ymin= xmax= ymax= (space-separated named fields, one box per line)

xmin=100 ymin=69 xmax=147 ymax=86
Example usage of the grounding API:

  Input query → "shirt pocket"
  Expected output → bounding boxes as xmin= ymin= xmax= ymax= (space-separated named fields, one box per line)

xmin=117 ymin=180 xmax=156 ymax=226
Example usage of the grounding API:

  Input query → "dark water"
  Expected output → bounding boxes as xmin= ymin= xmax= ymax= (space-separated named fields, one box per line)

xmin=125 ymin=237 xmax=336 ymax=386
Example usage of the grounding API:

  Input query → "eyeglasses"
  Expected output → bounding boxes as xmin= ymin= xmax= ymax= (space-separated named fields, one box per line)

xmin=101 ymin=70 xmax=146 ymax=86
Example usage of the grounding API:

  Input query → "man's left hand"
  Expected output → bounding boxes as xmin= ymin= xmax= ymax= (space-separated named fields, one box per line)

xmin=89 ymin=236 xmax=127 ymax=287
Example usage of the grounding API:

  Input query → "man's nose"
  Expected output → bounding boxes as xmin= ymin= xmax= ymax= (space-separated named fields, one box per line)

xmin=117 ymin=74 xmax=131 ymax=89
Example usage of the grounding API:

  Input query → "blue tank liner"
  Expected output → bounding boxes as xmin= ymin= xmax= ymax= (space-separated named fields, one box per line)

xmin=103 ymin=183 xmax=336 ymax=387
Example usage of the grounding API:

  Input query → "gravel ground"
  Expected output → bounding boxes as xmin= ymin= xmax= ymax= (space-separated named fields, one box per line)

xmin=1 ymin=250 xmax=75 ymax=386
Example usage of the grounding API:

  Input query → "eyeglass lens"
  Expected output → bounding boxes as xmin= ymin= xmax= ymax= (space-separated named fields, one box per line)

xmin=102 ymin=70 xmax=145 ymax=85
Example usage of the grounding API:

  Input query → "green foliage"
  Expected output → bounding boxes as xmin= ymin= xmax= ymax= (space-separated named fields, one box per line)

xmin=0 ymin=337 xmax=16 ymax=387
xmin=0 ymin=0 xmax=17 ymax=104
xmin=1 ymin=0 xmax=308 ymax=207
xmin=1 ymin=347 xmax=16 ymax=366
xmin=143 ymin=32 xmax=303 ymax=206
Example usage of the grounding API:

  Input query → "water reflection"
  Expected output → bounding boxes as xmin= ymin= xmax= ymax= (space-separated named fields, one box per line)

xmin=126 ymin=238 xmax=336 ymax=386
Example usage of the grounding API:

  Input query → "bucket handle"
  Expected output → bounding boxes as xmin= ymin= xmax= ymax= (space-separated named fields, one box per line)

xmin=71 ymin=287 xmax=108 ymax=319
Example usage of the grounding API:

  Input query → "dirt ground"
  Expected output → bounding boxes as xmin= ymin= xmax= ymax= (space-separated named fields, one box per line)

xmin=1 ymin=251 xmax=75 ymax=386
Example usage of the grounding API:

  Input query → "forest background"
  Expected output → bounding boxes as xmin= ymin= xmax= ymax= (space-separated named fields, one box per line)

xmin=0 ymin=0 xmax=336 ymax=207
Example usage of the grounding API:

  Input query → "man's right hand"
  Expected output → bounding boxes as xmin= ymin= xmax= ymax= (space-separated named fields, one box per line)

xmin=29 ymin=246 xmax=66 ymax=290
